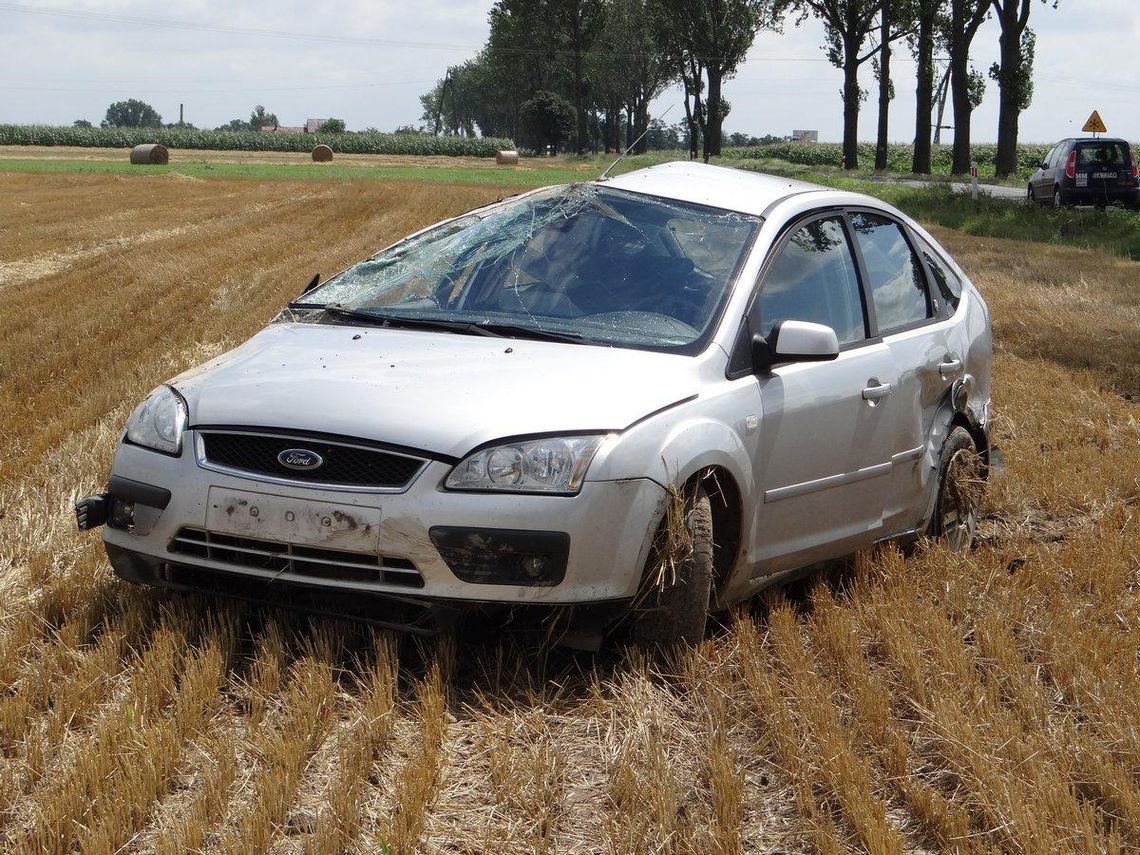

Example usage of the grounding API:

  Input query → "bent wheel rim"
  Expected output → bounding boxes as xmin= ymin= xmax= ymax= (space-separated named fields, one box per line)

xmin=941 ymin=448 xmax=982 ymax=551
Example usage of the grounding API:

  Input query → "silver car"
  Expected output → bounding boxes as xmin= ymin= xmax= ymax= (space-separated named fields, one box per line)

xmin=76 ymin=162 xmax=999 ymax=647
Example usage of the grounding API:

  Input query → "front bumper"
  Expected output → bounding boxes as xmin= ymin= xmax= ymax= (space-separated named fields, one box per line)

xmin=92 ymin=434 xmax=668 ymax=611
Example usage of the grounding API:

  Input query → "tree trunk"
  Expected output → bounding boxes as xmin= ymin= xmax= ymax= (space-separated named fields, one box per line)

xmin=949 ymin=46 xmax=972 ymax=175
xmin=993 ymin=1 xmax=1026 ymax=178
xmin=574 ymin=48 xmax=587 ymax=154
xmin=842 ymin=43 xmax=860 ymax=170
xmin=703 ymin=66 xmax=724 ymax=161
xmin=874 ymin=7 xmax=891 ymax=171
xmin=911 ymin=11 xmax=935 ymax=174
xmin=634 ymin=98 xmax=650 ymax=154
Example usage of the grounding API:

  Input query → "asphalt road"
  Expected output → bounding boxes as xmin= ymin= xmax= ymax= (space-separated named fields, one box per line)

xmin=871 ymin=177 xmax=1027 ymax=200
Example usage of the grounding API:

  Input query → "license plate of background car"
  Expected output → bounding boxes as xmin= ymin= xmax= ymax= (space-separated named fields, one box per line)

xmin=205 ymin=487 xmax=381 ymax=552
xmin=1093 ymin=172 xmax=1117 ymax=179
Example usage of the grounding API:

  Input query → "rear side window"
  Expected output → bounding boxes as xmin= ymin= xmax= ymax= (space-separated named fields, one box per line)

xmin=849 ymin=212 xmax=930 ymax=334
xmin=1076 ymin=142 xmax=1129 ymax=167
xmin=915 ymin=236 xmax=962 ymax=312
xmin=757 ymin=216 xmax=866 ymax=345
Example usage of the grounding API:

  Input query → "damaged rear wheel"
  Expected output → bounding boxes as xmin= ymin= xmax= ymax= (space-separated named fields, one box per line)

xmin=929 ymin=426 xmax=983 ymax=551
xmin=630 ymin=485 xmax=714 ymax=649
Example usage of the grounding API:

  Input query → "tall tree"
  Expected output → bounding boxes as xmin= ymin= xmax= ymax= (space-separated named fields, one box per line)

xmin=655 ymin=0 xmax=787 ymax=162
xmin=549 ymin=0 xmax=606 ymax=153
xmin=873 ymin=1 xmax=915 ymax=170
xmin=797 ymin=0 xmax=882 ymax=171
xmin=102 ymin=99 xmax=162 ymax=128
xmin=942 ymin=0 xmax=989 ymax=174
xmin=591 ymin=0 xmax=674 ymax=154
xmin=249 ymin=105 xmax=279 ymax=130
xmin=908 ymin=0 xmax=945 ymax=173
xmin=989 ymin=0 xmax=1054 ymax=178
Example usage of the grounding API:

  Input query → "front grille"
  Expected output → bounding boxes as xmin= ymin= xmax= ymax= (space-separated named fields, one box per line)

xmin=170 ymin=528 xmax=424 ymax=588
xmin=199 ymin=431 xmax=425 ymax=489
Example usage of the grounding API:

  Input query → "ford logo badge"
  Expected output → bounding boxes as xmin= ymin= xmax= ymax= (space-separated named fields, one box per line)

xmin=278 ymin=448 xmax=324 ymax=471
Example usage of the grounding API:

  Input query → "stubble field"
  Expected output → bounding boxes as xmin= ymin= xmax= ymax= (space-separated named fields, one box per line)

xmin=1 ymin=169 xmax=1139 ymax=853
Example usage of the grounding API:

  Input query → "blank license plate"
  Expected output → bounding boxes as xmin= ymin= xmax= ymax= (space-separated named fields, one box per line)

xmin=1093 ymin=172 xmax=1117 ymax=179
xmin=205 ymin=487 xmax=381 ymax=551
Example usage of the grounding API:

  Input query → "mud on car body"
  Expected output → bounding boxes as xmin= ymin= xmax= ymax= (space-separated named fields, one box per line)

xmin=77 ymin=162 xmax=1001 ymax=647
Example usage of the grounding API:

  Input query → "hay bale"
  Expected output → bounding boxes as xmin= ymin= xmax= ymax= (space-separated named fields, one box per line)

xmin=312 ymin=144 xmax=334 ymax=163
xmin=129 ymin=144 xmax=169 ymax=165
xmin=495 ymin=150 xmax=520 ymax=166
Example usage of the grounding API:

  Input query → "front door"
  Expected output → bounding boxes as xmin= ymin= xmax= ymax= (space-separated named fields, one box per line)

xmin=746 ymin=214 xmax=899 ymax=574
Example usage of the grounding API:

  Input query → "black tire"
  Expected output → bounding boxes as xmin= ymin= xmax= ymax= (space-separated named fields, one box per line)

xmin=631 ymin=486 xmax=714 ymax=648
xmin=928 ymin=427 xmax=983 ymax=551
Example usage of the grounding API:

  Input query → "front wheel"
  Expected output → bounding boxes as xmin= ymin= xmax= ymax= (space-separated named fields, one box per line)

xmin=630 ymin=485 xmax=714 ymax=648
xmin=928 ymin=427 xmax=984 ymax=551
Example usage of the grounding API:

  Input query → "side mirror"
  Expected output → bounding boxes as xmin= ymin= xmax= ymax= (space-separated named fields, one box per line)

xmin=753 ymin=320 xmax=839 ymax=372
xmin=1040 ymin=161 xmax=1049 ymax=170
xmin=301 ymin=273 xmax=321 ymax=295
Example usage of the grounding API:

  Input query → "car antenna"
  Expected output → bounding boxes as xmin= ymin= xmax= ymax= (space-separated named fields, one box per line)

xmin=599 ymin=104 xmax=677 ymax=182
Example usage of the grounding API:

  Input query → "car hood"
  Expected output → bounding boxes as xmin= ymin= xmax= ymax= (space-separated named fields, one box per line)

xmin=173 ymin=322 xmax=698 ymax=459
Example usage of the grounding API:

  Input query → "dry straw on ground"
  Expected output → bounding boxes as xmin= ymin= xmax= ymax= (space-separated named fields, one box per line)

xmin=0 ymin=171 xmax=1138 ymax=852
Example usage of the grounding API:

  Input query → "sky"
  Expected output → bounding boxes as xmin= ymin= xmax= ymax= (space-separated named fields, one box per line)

xmin=1 ymin=0 xmax=1137 ymax=145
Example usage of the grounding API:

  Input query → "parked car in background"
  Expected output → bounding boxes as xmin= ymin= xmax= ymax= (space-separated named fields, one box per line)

xmin=1029 ymin=137 xmax=1139 ymax=208
xmin=76 ymin=162 xmax=1000 ymax=648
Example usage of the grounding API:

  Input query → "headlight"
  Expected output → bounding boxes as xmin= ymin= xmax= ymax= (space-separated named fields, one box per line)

xmin=125 ymin=385 xmax=188 ymax=455
xmin=445 ymin=435 xmax=608 ymax=494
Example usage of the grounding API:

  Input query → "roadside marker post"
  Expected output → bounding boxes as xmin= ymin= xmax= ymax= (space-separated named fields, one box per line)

xmin=970 ymin=162 xmax=979 ymax=200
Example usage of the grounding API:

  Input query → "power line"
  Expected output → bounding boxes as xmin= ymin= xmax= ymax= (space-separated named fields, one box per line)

xmin=0 ymin=2 xmax=475 ymax=51
xmin=0 ymin=1 xmax=839 ymax=64
xmin=0 ymin=78 xmax=436 ymax=94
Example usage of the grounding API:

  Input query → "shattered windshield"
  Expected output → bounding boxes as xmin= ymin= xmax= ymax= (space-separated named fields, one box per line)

xmin=291 ymin=185 xmax=760 ymax=351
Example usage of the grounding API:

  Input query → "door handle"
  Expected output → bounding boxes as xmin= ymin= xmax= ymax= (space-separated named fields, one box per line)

xmin=862 ymin=382 xmax=893 ymax=401
xmin=939 ymin=357 xmax=963 ymax=380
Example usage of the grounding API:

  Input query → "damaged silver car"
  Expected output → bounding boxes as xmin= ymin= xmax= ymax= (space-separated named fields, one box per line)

xmin=76 ymin=162 xmax=1000 ymax=647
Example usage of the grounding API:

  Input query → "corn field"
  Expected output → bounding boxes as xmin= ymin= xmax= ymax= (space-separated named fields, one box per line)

xmin=723 ymin=141 xmax=1057 ymax=179
xmin=0 ymin=125 xmax=513 ymax=157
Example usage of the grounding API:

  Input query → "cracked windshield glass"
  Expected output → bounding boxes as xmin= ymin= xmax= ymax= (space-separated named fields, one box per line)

xmin=292 ymin=184 xmax=760 ymax=350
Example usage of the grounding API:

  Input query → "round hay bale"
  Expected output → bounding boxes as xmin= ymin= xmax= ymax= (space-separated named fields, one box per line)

xmin=129 ymin=144 xmax=169 ymax=165
xmin=495 ymin=150 xmax=520 ymax=166
xmin=312 ymin=144 xmax=334 ymax=163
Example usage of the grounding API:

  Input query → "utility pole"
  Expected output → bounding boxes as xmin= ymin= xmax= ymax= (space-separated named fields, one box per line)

xmin=932 ymin=60 xmax=952 ymax=145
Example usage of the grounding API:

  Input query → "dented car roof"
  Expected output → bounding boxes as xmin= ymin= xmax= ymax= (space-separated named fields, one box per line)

xmin=602 ymin=161 xmax=826 ymax=217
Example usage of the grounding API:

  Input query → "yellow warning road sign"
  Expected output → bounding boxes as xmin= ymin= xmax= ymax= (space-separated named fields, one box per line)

xmin=1082 ymin=110 xmax=1107 ymax=134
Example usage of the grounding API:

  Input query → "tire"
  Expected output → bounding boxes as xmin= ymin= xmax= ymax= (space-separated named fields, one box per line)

xmin=631 ymin=486 xmax=714 ymax=648
xmin=928 ymin=426 xmax=983 ymax=552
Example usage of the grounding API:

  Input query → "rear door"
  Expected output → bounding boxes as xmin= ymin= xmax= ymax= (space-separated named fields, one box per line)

xmin=847 ymin=210 xmax=951 ymax=533
xmin=1033 ymin=144 xmax=1057 ymax=200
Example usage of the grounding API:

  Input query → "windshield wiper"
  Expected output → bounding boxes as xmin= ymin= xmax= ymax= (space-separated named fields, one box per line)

xmin=473 ymin=323 xmax=588 ymax=344
xmin=288 ymin=304 xmax=588 ymax=343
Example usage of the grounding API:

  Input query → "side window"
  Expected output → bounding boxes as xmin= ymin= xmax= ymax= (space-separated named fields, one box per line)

xmin=756 ymin=217 xmax=866 ymax=346
xmin=1043 ymin=145 xmax=1058 ymax=169
xmin=914 ymin=235 xmax=962 ymax=312
xmin=849 ymin=211 xmax=930 ymax=334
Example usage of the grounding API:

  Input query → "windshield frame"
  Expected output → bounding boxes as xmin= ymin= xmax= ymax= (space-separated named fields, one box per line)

xmin=281 ymin=184 xmax=763 ymax=358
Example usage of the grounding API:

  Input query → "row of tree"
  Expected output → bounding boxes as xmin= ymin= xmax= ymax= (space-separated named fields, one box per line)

xmin=420 ymin=0 xmax=1055 ymax=177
